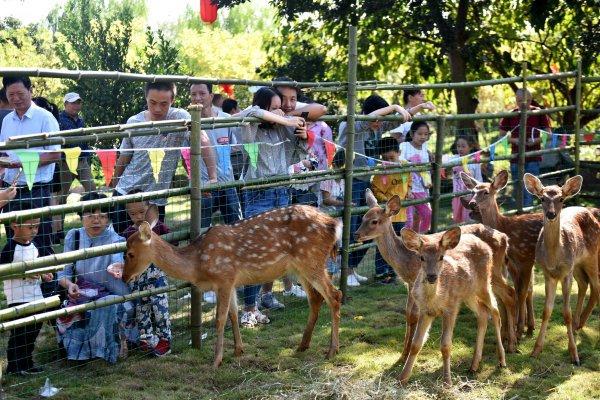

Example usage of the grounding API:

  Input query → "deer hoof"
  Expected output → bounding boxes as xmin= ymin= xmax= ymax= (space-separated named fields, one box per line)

xmin=234 ymin=347 xmax=244 ymax=357
xmin=572 ymin=358 xmax=581 ymax=367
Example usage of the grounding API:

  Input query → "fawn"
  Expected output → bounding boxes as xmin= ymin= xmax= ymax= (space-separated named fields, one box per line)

xmin=461 ymin=170 xmax=541 ymax=338
xmin=398 ymin=227 xmax=506 ymax=386
xmin=524 ymin=173 xmax=600 ymax=364
xmin=122 ymin=205 xmax=343 ymax=367
xmin=354 ymin=190 xmax=517 ymax=355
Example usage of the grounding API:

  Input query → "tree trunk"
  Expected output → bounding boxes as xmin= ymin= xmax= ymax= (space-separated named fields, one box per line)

xmin=448 ymin=47 xmax=478 ymax=137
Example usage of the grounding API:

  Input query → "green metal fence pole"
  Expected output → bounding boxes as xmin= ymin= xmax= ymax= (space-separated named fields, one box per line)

xmin=517 ymin=62 xmax=528 ymax=213
xmin=340 ymin=25 xmax=358 ymax=303
xmin=189 ymin=104 xmax=203 ymax=349
xmin=430 ymin=116 xmax=445 ymax=232
xmin=574 ymin=58 xmax=582 ymax=175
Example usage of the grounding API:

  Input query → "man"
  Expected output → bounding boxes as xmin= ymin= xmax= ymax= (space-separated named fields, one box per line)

xmin=0 ymin=76 xmax=61 ymax=253
xmin=221 ymin=98 xmax=240 ymax=116
xmin=190 ymin=82 xmax=243 ymax=304
xmin=499 ymin=88 xmax=551 ymax=207
xmin=110 ymin=82 xmax=217 ymax=235
xmin=0 ymin=87 xmax=12 ymax=132
xmin=211 ymin=93 xmax=224 ymax=111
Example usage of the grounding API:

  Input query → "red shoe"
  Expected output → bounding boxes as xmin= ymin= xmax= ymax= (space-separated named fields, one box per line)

xmin=153 ymin=339 xmax=171 ymax=357
xmin=139 ymin=339 xmax=152 ymax=353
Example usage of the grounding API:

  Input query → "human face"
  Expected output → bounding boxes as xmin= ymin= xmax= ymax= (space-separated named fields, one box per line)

xmin=64 ymin=100 xmax=82 ymax=117
xmin=382 ymin=150 xmax=399 ymax=163
xmin=11 ymin=219 xmax=40 ymax=244
xmin=126 ymin=202 xmax=149 ymax=227
xmin=190 ymin=84 xmax=213 ymax=108
xmin=269 ymin=95 xmax=282 ymax=112
xmin=407 ymin=91 xmax=425 ymax=107
xmin=278 ymin=86 xmax=298 ymax=114
xmin=6 ymin=82 xmax=32 ymax=116
xmin=516 ymin=93 xmax=532 ymax=108
xmin=82 ymin=210 xmax=109 ymax=237
xmin=455 ymin=138 xmax=470 ymax=156
xmin=146 ymin=89 xmax=173 ymax=121
xmin=412 ymin=126 xmax=429 ymax=146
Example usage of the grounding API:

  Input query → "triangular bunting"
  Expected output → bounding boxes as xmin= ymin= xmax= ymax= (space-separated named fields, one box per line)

xmin=541 ymin=132 xmax=548 ymax=148
xmin=306 ymin=130 xmax=315 ymax=149
xmin=560 ymin=135 xmax=568 ymax=147
xmin=63 ymin=147 xmax=81 ymax=175
xmin=149 ymin=149 xmax=166 ymax=182
xmin=324 ymin=141 xmax=336 ymax=166
xmin=473 ymin=151 xmax=481 ymax=163
xmin=97 ymin=150 xmax=117 ymax=187
xmin=502 ymin=135 xmax=509 ymax=154
xmin=215 ymin=145 xmax=231 ymax=173
xmin=489 ymin=143 xmax=496 ymax=161
xmin=181 ymin=149 xmax=191 ymax=177
xmin=243 ymin=143 xmax=258 ymax=169
xmin=461 ymin=156 xmax=469 ymax=173
xmin=15 ymin=151 xmax=39 ymax=190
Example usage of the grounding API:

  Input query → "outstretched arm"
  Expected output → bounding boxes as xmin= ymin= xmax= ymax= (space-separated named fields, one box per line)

xmin=200 ymin=130 xmax=217 ymax=182
xmin=369 ymin=105 xmax=411 ymax=122
xmin=288 ymin=103 xmax=327 ymax=120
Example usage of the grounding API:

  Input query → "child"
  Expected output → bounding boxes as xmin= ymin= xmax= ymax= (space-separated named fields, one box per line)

xmin=449 ymin=135 xmax=483 ymax=223
xmin=118 ymin=192 xmax=172 ymax=357
xmin=1 ymin=205 xmax=53 ymax=375
xmin=371 ymin=137 xmax=412 ymax=284
xmin=400 ymin=121 xmax=432 ymax=233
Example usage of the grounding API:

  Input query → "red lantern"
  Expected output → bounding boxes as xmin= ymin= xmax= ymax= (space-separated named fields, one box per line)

xmin=220 ymin=84 xmax=234 ymax=98
xmin=200 ymin=0 xmax=218 ymax=24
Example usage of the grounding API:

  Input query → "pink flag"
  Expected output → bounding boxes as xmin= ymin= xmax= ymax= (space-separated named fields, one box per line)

xmin=97 ymin=150 xmax=117 ymax=187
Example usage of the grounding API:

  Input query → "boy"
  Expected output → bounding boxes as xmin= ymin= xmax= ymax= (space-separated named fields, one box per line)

xmin=370 ymin=137 xmax=412 ymax=284
xmin=1 ymin=204 xmax=54 ymax=375
xmin=117 ymin=191 xmax=172 ymax=356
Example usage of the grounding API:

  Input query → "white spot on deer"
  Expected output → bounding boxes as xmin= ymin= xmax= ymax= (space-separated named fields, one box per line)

xmin=208 ymin=243 xmax=215 ymax=250
xmin=201 ymin=254 xmax=210 ymax=261
xmin=223 ymin=257 xmax=231 ymax=264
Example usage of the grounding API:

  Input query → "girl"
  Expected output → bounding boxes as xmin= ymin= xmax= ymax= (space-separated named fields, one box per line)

xmin=400 ymin=121 xmax=432 ymax=233
xmin=450 ymin=135 xmax=483 ymax=223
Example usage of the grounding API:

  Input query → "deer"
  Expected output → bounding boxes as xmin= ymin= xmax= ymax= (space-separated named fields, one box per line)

xmin=397 ymin=227 xmax=506 ymax=386
xmin=461 ymin=170 xmax=542 ymax=339
xmin=523 ymin=173 xmax=600 ymax=364
xmin=122 ymin=204 xmax=343 ymax=368
xmin=354 ymin=189 xmax=517 ymax=356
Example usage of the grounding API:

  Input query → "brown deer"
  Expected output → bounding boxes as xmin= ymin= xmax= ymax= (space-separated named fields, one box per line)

xmin=355 ymin=190 xmax=517 ymax=355
xmin=461 ymin=170 xmax=541 ymax=338
xmin=523 ymin=174 xmax=600 ymax=364
xmin=122 ymin=205 xmax=343 ymax=367
xmin=398 ymin=227 xmax=506 ymax=386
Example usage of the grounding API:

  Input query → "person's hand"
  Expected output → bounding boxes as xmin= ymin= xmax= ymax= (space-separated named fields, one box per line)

xmin=107 ymin=262 xmax=124 ymax=279
xmin=41 ymin=273 xmax=54 ymax=282
xmin=421 ymin=101 xmax=436 ymax=111
xmin=0 ymin=186 xmax=17 ymax=207
xmin=208 ymin=178 xmax=218 ymax=185
xmin=68 ymin=283 xmax=80 ymax=299
xmin=292 ymin=118 xmax=307 ymax=139
xmin=7 ymin=161 xmax=22 ymax=169
xmin=271 ymin=109 xmax=285 ymax=117
xmin=394 ymin=105 xmax=412 ymax=122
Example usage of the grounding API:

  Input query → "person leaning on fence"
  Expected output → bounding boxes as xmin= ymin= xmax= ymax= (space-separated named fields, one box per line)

xmin=109 ymin=81 xmax=217 ymax=235
xmin=235 ymin=87 xmax=309 ymax=327
xmin=337 ymin=94 xmax=411 ymax=285
xmin=0 ymin=86 xmax=12 ymax=131
xmin=447 ymin=135 xmax=483 ymax=223
xmin=221 ymin=98 xmax=240 ymax=116
xmin=116 ymin=189 xmax=172 ymax=357
xmin=1 ymin=202 xmax=55 ymax=376
xmin=389 ymin=89 xmax=436 ymax=143
xmin=0 ymin=76 xmax=62 ymax=255
xmin=371 ymin=137 xmax=412 ymax=284
xmin=499 ymin=88 xmax=552 ymax=207
xmin=56 ymin=192 xmax=136 ymax=363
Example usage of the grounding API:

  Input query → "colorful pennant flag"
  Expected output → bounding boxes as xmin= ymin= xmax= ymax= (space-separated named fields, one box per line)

xmin=149 ymin=149 xmax=166 ymax=182
xmin=215 ymin=145 xmax=231 ymax=172
xmin=181 ymin=149 xmax=191 ymax=177
xmin=584 ymin=133 xmax=594 ymax=143
xmin=551 ymin=133 xmax=558 ymax=147
xmin=461 ymin=156 xmax=469 ymax=173
xmin=97 ymin=150 xmax=117 ymax=187
xmin=502 ymin=135 xmax=509 ymax=154
xmin=541 ymin=132 xmax=548 ymax=148
xmin=63 ymin=147 xmax=81 ymax=175
xmin=473 ymin=151 xmax=481 ymax=162
xmin=324 ymin=141 xmax=336 ymax=166
xmin=15 ymin=151 xmax=39 ymax=190
xmin=243 ymin=143 xmax=258 ymax=169
xmin=489 ymin=143 xmax=496 ymax=161
xmin=306 ymin=130 xmax=316 ymax=149
xmin=560 ymin=135 xmax=568 ymax=147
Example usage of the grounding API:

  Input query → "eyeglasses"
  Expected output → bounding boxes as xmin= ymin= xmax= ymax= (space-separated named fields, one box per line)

xmin=82 ymin=213 xmax=109 ymax=220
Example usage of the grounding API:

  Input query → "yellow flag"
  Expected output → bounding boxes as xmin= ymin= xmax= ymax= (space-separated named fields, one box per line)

xmin=461 ymin=156 xmax=469 ymax=173
xmin=149 ymin=149 xmax=166 ymax=182
xmin=63 ymin=147 xmax=81 ymax=175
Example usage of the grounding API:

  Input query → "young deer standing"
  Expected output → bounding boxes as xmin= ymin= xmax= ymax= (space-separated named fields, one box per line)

xmin=524 ymin=173 xmax=600 ymax=364
xmin=122 ymin=205 xmax=342 ymax=367
xmin=355 ymin=190 xmax=517 ymax=355
xmin=398 ymin=227 xmax=506 ymax=386
xmin=461 ymin=170 xmax=541 ymax=338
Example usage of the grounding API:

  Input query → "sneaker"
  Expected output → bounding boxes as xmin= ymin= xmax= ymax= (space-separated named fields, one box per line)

xmin=203 ymin=291 xmax=216 ymax=304
xmin=153 ymin=339 xmax=171 ymax=357
xmin=139 ymin=339 xmax=154 ymax=353
xmin=347 ymin=274 xmax=361 ymax=287
xmin=241 ymin=311 xmax=257 ymax=328
xmin=283 ymin=284 xmax=307 ymax=298
xmin=353 ymin=272 xmax=368 ymax=282
xmin=260 ymin=292 xmax=285 ymax=310
xmin=251 ymin=309 xmax=270 ymax=324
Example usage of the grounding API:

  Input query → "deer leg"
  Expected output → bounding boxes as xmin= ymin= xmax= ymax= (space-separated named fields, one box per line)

xmin=578 ymin=263 xmax=600 ymax=330
xmin=296 ymin=277 xmax=324 ymax=353
xmin=213 ymin=286 xmax=233 ymax=368
xmin=228 ymin=290 xmax=244 ymax=357
xmin=531 ymin=277 xmax=558 ymax=358
xmin=573 ymin=268 xmax=588 ymax=331
xmin=526 ymin=277 xmax=535 ymax=336
xmin=561 ymin=274 xmax=580 ymax=365
xmin=400 ymin=292 xmax=418 ymax=364
xmin=441 ymin=308 xmax=459 ymax=386
xmin=309 ymin=274 xmax=342 ymax=359
xmin=489 ymin=296 xmax=507 ymax=368
xmin=491 ymin=275 xmax=517 ymax=353
xmin=398 ymin=314 xmax=434 ymax=385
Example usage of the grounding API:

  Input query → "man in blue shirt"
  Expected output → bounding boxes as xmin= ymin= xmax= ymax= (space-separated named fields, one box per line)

xmin=0 ymin=76 xmax=61 ymax=253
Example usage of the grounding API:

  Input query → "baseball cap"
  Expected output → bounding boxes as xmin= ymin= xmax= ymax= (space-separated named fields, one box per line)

xmin=64 ymin=92 xmax=82 ymax=103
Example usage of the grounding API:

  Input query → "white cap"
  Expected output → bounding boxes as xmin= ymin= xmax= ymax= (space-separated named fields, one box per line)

xmin=63 ymin=92 xmax=82 ymax=103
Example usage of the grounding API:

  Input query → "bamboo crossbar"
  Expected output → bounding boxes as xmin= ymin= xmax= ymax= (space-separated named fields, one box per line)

xmin=0 ymin=295 xmax=61 ymax=322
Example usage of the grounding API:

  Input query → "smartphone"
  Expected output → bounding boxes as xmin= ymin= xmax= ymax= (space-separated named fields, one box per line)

xmin=11 ymin=169 xmax=22 ymax=186
xmin=300 ymin=111 xmax=309 ymax=121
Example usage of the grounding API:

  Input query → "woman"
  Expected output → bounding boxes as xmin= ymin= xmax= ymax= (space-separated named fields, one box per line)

xmin=57 ymin=192 xmax=136 ymax=363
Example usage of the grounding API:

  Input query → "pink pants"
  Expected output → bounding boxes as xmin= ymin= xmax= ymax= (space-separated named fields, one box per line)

xmin=452 ymin=197 xmax=471 ymax=223
xmin=406 ymin=191 xmax=431 ymax=233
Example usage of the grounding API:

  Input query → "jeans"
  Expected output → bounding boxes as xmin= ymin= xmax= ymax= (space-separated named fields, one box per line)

xmin=211 ymin=188 xmax=242 ymax=224
xmin=510 ymin=161 xmax=540 ymax=207
xmin=348 ymin=180 xmax=370 ymax=270
xmin=290 ymin=188 xmax=318 ymax=207
xmin=375 ymin=222 xmax=405 ymax=277
xmin=241 ymin=188 xmax=289 ymax=308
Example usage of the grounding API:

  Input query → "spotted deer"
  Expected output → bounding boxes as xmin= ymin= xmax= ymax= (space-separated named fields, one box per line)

xmin=355 ymin=190 xmax=517 ymax=355
xmin=524 ymin=174 xmax=600 ymax=364
xmin=398 ymin=227 xmax=506 ymax=386
xmin=461 ymin=170 xmax=541 ymax=338
xmin=122 ymin=205 xmax=342 ymax=367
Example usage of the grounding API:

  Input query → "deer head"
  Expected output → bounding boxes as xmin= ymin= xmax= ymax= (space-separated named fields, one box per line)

xmin=523 ymin=174 xmax=583 ymax=221
xmin=459 ymin=196 xmax=482 ymax=222
xmin=123 ymin=221 xmax=154 ymax=282
xmin=401 ymin=227 xmax=462 ymax=284
xmin=354 ymin=189 xmax=401 ymax=242
xmin=461 ymin=170 xmax=509 ymax=210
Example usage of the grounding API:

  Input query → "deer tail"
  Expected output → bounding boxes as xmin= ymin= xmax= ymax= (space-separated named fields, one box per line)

xmin=330 ymin=219 xmax=343 ymax=260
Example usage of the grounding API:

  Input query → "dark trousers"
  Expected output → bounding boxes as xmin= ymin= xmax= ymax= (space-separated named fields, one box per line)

xmin=348 ymin=179 xmax=370 ymax=270
xmin=211 ymin=188 xmax=242 ymax=224
xmin=6 ymin=302 xmax=44 ymax=373
xmin=290 ymin=188 xmax=318 ymax=207
xmin=111 ymin=190 xmax=166 ymax=236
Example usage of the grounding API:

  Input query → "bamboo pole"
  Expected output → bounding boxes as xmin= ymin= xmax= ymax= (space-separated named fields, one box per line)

xmin=0 ymin=295 xmax=61 ymax=322
xmin=517 ymin=62 xmax=528 ymax=213
xmin=189 ymin=105 xmax=203 ymax=350
xmin=574 ymin=59 xmax=582 ymax=175
xmin=430 ymin=116 xmax=445 ymax=233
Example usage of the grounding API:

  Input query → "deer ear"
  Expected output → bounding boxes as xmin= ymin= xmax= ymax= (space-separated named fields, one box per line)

xmin=491 ymin=170 xmax=509 ymax=192
xmin=400 ymin=228 xmax=421 ymax=252
xmin=138 ymin=221 xmax=152 ymax=242
xmin=365 ymin=189 xmax=379 ymax=208
xmin=523 ymin=173 xmax=544 ymax=198
xmin=562 ymin=175 xmax=583 ymax=199
xmin=385 ymin=195 xmax=401 ymax=216
xmin=460 ymin=171 xmax=478 ymax=190
xmin=441 ymin=227 xmax=461 ymax=251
